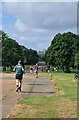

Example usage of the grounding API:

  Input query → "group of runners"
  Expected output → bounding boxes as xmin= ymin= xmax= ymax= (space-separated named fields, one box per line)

xmin=29 ymin=63 xmax=39 ymax=78
xmin=29 ymin=64 xmax=38 ymax=77
xmin=29 ymin=64 xmax=50 ymax=73
xmin=13 ymin=60 xmax=51 ymax=92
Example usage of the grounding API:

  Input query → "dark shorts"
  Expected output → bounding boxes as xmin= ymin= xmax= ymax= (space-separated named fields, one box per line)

xmin=16 ymin=74 xmax=22 ymax=80
xmin=36 ymin=70 xmax=38 ymax=73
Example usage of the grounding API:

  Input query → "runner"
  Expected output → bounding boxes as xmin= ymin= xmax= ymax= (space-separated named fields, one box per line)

xmin=34 ymin=63 xmax=39 ymax=78
xmin=47 ymin=63 xmax=50 ymax=73
xmin=13 ymin=60 xmax=25 ymax=92
xmin=29 ymin=65 xmax=33 ymax=74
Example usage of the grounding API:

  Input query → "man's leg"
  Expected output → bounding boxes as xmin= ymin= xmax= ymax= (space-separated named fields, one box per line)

xmin=18 ymin=80 xmax=22 ymax=91
xmin=36 ymin=71 xmax=38 ymax=78
xmin=16 ymin=79 xmax=19 ymax=92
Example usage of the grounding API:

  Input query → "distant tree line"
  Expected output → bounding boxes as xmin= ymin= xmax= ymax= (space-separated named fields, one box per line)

xmin=0 ymin=30 xmax=39 ymax=71
xmin=45 ymin=32 xmax=79 ymax=73
xmin=0 ymin=30 xmax=79 ymax=73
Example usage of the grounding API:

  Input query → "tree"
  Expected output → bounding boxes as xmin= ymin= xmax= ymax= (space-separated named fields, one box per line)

xmin=1 ymin=31 xmax=24 ymax=71
xmin=0 ymin=30 xmax=39 ymax=71
xmin=45 ymin=32 xmax=79 ymax=73
xmin=24 ymin=49 xmax=39 ymax=65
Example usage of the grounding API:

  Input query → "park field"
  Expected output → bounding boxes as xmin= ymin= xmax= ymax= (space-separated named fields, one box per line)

xmin=9 ymin=72 xmax=77 ymax=118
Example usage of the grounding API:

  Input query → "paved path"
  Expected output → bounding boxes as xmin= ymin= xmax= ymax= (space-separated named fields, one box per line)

xmin=2 ymin=73 xmax=55 ymax=119
xmin=22 ymin=74 xmax=55 ymax=97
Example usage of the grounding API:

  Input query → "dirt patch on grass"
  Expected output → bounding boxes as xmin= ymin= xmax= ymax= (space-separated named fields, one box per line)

xmin=9 ymin=104 xmax=24 ymax=117
xmin=55 ymin=98 xmax=77 ymax=118
xmin=9 ymin=104 xmax=36 ymax=118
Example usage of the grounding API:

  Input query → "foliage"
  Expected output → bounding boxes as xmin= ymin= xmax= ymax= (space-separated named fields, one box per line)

xmin=24 ymin=48 xmax=39 ymax=65
xmin=45 ymin=32 xmax=79 ymax=73
xmin=0 ymin=30 xmax=39 ymax=71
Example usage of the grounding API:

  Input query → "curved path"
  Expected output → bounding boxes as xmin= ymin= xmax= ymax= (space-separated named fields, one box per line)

xmin=2 ymin=72 xmax=55 ymax=118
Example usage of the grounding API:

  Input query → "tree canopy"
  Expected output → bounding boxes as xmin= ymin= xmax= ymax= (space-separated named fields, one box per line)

xmin=0 ymin=30 xmax=39 ymax=71
xmin=45 ymin=32 xmax=79 ymax=73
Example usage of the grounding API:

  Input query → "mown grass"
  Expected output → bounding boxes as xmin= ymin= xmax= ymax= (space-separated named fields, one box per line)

xmin=52 ymin=72 xmax=77 ymax=100
xmin=9 ymin=72 xmax=77 ymax=118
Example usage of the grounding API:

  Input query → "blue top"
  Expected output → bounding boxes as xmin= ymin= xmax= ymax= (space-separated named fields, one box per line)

xmin=14 ymin=64 xmax=24 ymax=75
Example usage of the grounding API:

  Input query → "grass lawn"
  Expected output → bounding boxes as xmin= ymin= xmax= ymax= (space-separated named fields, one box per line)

xmin=9 ymin=72 xmax=77 ymax=118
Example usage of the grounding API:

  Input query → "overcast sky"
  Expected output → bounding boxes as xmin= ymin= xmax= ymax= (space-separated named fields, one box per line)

xmin=0 ymin=1 xmax=77 ymax=51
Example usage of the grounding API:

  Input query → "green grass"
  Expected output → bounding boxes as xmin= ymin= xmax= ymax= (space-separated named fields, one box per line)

xmin=16 ymin=96 xmax=58 ymax=118
xmin=52 ymin=72 xmax=77 ymax=100
xmin=9 ymin=72 xmax=77 ymax=118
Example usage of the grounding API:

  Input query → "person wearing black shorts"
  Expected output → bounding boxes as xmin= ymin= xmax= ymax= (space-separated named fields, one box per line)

xmin=13 ymin=60 xmax=25 ymax=92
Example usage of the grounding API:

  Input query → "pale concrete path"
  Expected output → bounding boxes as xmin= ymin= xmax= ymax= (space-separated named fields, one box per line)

xmin=2 ymin=72 xmax=55 ymax=119
xmin=22 ymin=73 xmax=55 ymax=97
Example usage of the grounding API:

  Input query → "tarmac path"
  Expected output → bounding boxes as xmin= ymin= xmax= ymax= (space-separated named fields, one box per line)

xmin=1 ymin=72 xmax=55 ymax=119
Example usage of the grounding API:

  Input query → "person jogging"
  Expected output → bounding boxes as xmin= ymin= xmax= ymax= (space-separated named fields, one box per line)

xmin=34 ymin=63 xmax=39 ymax=78
xmin=29 ymin=65 xmax=33 ymax=74
xmin=13 ymin=60 xmax=25 ymax=92
xmin=47 ymin=63 xmax=50 ymax=73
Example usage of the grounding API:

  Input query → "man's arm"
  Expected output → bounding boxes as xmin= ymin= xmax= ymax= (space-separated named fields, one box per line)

xmin=22 ymin=67 xmax=25 ymax=74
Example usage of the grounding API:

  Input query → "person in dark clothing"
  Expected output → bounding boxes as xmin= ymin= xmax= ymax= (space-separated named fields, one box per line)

xmin=47 ymin=63 xmax=50 ymax=73
xmin=13 ymin=60 xmax=25 ymax=92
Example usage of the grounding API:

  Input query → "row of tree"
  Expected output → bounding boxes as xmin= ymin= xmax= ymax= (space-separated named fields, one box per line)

xmin=0 ymin=30 xmax=39 ymax=71
xmin=45 ymin=32 xmax=79 ymax=73
xmin=0 ymin=30 xmax=79 ymax=73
